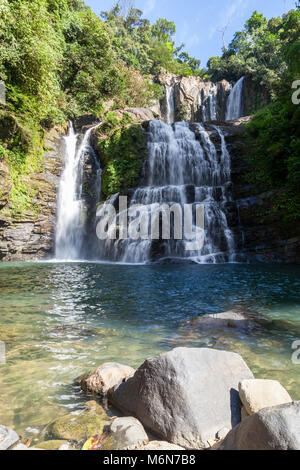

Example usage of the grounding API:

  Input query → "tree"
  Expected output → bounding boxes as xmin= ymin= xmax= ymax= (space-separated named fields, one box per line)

xmin=245 ymin=10 xmax=267 ymax=33
xmin=177 ymin=51 xmax=201 ymax=72
xmin=151 ymin=18 xmax=176 ymax=43
xmin=116 ymin=0 xmax=135 ymax=18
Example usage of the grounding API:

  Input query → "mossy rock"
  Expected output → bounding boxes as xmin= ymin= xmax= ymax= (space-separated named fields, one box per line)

xmin=32 ymin=440 xmax=70 ymax=450
xmin=44 ymin=401 xmax=111 ymax=442
xmin=98 ymin=124 xmax=146 ymax=198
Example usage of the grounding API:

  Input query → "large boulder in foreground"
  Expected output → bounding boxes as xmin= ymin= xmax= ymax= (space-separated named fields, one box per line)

xmin=79 ymin=362 xmax=135 ymax=396
xmin=215 ymin=401 xmax=300 ymax=450
xmin=239 ymin=379 xmax=292 ymax=415
xmin=108 ymin=347 xmax=254 ymax=449
xmin=0 ymin=425 xmax=19 ymax=450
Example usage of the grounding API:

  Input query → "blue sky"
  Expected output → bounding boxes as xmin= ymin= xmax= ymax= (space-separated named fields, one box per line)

xmin=84 ymin=0 xmax=296 ymax=67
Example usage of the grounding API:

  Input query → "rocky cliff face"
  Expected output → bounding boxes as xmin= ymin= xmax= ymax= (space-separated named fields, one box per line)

xmin=0 ymin=127 xmax=64 ymax=261
xmin=224 ymin=119 xmax=300 ymax=263
xmin=242 ymin=75 xmax=270 ymax=116
xmin=157 ymin=73 xmax=231 ymax=123
xmin=0 ymin=73 xmax=297 ymax=264
xmin=157 ymin=73 xmax=271 ymax=123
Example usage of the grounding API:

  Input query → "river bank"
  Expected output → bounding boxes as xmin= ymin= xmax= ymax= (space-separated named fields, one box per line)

xmin=1 ymin=343 xmax=299 ymax=450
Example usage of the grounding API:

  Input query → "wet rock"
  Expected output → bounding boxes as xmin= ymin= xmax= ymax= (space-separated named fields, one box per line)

xmin=79 ymin=362 xmax=135 ymax=397
xmin=0 ymin=126 xmax=64 ymax=261
xmin=44 ymin=401 xmax=110 ymax=442
xmin=105 ymin=417 xmax=149 ymax=450
xmin=108 ymin=347 xmax=254 ymax=449
xmin=157 ymin=72 xmax=231 ymax=123
xmin=0 ymin=425 xmax=20 ymax=450
xmin=239 ymin=379 xmax=292 ymax=415
xmin=187 ymin=310 xmax=249 ymax=329
xmin=215 ymin=401 xmax=300 ymax=450
xmin=73 ymin=115 xmax=99 ymax=133
xmin=33 ymin=440 xmax=70 ymax=450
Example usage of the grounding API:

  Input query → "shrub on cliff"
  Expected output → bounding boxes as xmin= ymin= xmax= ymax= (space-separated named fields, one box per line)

xmin=97 ymin=118 xmax=146 ymax=198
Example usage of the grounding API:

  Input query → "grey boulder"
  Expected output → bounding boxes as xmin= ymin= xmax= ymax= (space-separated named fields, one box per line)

xmin=215 ymin=401 xmax=300 ymax=450
xmin=239 ymin=379 xmax=292 ymax=415
xmin=0 ymin=425 xmax=20 ymax=450
xmin=79 ymin=362 xmax=135 ymax=396
xmin=108 ymin=417 xmax=149 ymax=450
xmin=187 ymin=311 xmax=249 ymax=329
xmin=108 ymin=347 xmax=254 ymax=449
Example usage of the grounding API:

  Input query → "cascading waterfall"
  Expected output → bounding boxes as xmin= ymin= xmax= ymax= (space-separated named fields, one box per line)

xmin=97 ymin=120 xmax=236 ymax=264
xmin=55 ymin=122 xmax=101 ymax=260
xmin=165 ymin=85 xmax=175 ymax=124
xmin=226 ymin=76 xmax=245 ymax=121
xmin=199 ymin=84 xmax=218 ymax=122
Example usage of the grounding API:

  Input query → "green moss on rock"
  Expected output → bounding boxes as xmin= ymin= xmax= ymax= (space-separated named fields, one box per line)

xmin=32 ymin=440 xmax=70 ymax=450
xmin=98 ymin=124 xmax=146 ymax=198
xmin=44 ymin=401 xmax=111 ymax=442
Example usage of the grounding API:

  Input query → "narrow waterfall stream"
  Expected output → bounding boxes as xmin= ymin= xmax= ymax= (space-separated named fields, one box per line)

xmin=165 ymin=85 xmax=175 ymax=124
xmin=199 ymin=84 xmax=218 ymax=122
xmin=226 ymin=76 xmax=245 ymax=120
xmin=97 ymin=121 xmax=236 ymax=264
xmin=55 ymin=122 xmax=101 ymax=260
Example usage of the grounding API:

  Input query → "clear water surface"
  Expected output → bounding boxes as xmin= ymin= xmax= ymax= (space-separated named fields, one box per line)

xmin=0 ymin=261 xmax=299 ymax=437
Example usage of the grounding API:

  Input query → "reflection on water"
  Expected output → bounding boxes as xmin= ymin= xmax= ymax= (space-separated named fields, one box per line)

xmin=0 ymin=262 xmax=299 ymax=436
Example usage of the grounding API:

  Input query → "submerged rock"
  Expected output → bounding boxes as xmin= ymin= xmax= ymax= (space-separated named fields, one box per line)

xmin=239 ymin=379 xmax=292 ymax=415
xmin=79 ymin=362 xmax=135 ymax=397
xmin=44 ymin=401 xmax=110 ymax=442
xmin=33 ymin=440 xmax=71 ymax=450
xmin=0 ymin=425 xmax=20 ymax=450
xmin=108 ymin=347 xmax=254 ymax=449
xmin=215 ymin=401 xmax=300 ymax=450
xmin=186 ymin=310 xmax=249 ymax=329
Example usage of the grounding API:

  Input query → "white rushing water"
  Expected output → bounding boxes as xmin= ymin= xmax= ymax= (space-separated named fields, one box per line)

xmin=55 ymin=122 xmax=101 ymax=260
xmin=199 ymin=84 xmax=218 ymax=122
xmin=226 ymin=76 xmax=245 ymax=121
xmin=98 ymin=121 xmax=236 ymax=264
xmin=165 ymin=85 xmax=175 ymax=124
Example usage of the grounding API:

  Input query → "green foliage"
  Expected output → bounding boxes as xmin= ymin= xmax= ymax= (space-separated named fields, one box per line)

xmin=176 ymin=103 xmax=189 ymax=122
xmin=207 ymin=9 xmax=300 ymax=97
xmin=244 ymin=92 xmax=300 ymax=221
xmin=0 ymin=0 xmax=171 ymax=215
xmin=100 ymin=6 xmax=202 ymax=77
xmin=210 ymin=7 xmax=300 ymax=222
xmin=98 ymin=123 xmax=146 ymax=198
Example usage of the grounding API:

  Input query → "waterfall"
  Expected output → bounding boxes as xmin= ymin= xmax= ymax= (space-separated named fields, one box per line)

xmin=199 ymin=83 xmax=218 ymax=122
xmin=55 ymin=122 xmax=101 ymax=260
xmin=209 ymin=84 xmax=218 ymax=121
xmin=97 ymin=121 xmax=236 ymax=264
xmin=226 ymin=76 xmax=245 ymax=121
xmin=165 ymin=85 xmax=175 ymax=124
